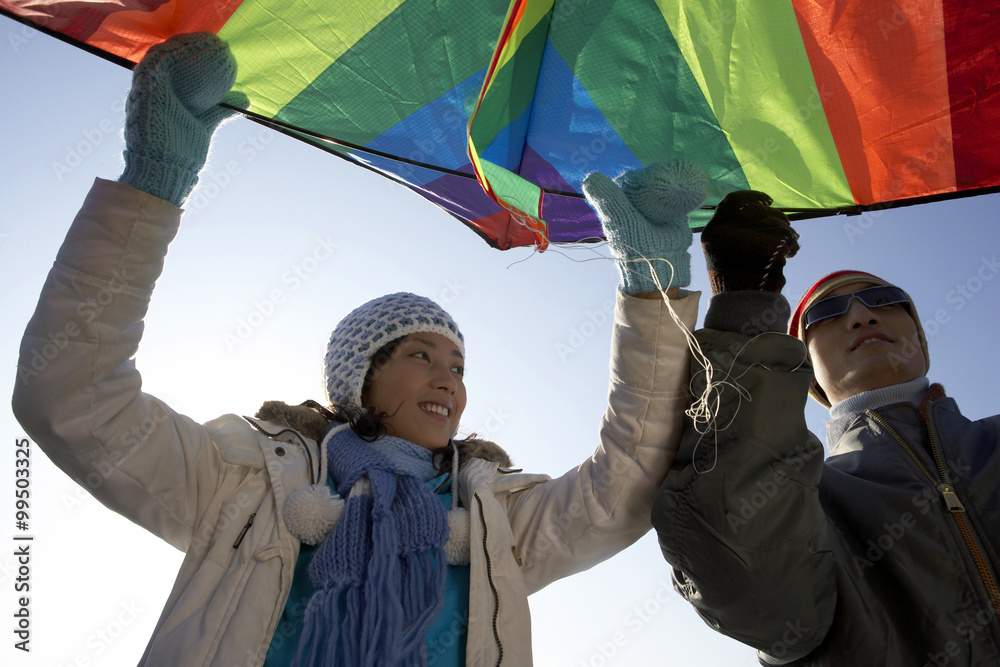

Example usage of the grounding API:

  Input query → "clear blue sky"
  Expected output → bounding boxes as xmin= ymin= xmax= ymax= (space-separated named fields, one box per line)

xmin=2 ymin=15 xmax=999 ymax=666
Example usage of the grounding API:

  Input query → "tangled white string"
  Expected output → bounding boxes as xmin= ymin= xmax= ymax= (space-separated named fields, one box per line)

xmin=504 ymin=224 xmax=810 ymax=476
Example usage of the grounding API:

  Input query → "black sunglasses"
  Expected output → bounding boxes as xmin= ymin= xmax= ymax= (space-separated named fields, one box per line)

xmin=803 ymin=285 xmax=910 ymax=330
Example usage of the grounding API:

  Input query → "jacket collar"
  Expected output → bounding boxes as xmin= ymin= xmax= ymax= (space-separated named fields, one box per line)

xmin=253 ymin=400 xmax=514 ymax=470
xmin=827 ymin=382 xmax=947 ymax=453
xmin=827 ymin=378 xmax=931 ymax=448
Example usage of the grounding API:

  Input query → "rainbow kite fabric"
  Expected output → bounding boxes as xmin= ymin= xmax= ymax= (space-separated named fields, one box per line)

xmin=3 ymin=0 xmax=998 ymax=249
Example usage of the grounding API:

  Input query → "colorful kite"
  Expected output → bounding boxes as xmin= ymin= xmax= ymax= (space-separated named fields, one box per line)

xmin=3 ymin=0 xmax=998 ymax=249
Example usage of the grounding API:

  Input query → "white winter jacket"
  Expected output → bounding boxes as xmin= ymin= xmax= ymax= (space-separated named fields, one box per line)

xmin=13 ymin=179 xmax=699 ymax=666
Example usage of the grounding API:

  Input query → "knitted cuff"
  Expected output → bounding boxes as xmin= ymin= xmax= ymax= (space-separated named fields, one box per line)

xmin=618 ymin=248 xmax=691 ymax=294
xmin=703 ymin=290 xmax=790 ymax=336
xmin=706 ymin=258 xmax=788 ymax=294
xmin=120 ymin=150 xmax=201 ymax=207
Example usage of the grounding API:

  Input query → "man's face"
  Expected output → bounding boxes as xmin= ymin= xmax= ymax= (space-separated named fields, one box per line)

xmin=805 ymin=281 xmax=927 ymax=404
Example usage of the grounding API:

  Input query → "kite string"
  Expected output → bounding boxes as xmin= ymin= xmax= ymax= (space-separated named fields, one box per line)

xmin=508 ymin=227 xmax=813 ymax=476
xmin=503 ymin=207 xmax=816 ymax=475
xmin=619 ymin=244 xmax=717 ymax=440
xmin=614 ymin=239 xmax=814 ymax=476
xmin=507 ymin=223 xmax=724 ymax=461
xmin=683 ymin=331 xmax=810 ymax=474
xmin=584 ymin=242 xmax=757 ymax=474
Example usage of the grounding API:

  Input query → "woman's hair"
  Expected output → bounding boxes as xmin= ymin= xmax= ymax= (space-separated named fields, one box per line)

xmin=361 ymin=336 xmax=404 ymax=404
xmin=310 ymin=336 xmax=470 ymax=473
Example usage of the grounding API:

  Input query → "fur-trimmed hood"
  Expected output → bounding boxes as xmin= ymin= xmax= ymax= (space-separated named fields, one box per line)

xmin=254 ymin=400 xmax=514 ymax=470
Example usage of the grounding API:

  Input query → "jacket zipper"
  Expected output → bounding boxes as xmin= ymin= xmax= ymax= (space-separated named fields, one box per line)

xmin=233 ymin=512 xmax=256 ymax=549
xmin=866 ymin=409 xmax=1000 ymax=619
xmin=475 ymin=492 xmax=504 ymax=666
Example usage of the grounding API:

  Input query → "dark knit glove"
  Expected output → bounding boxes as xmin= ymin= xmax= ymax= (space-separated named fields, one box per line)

xmin=701 ymin=190 xmax=800 ymax=294
xmin=119 ymin=33 xmax=238 ymax=206
xmin=583 ymin=160 xmax=706 ymax=294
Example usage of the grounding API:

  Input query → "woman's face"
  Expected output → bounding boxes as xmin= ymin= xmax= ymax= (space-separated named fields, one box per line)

xmin=363 ymin=333 xmax=466 ymax=450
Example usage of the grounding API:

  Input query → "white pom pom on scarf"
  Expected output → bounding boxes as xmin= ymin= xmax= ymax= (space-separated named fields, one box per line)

xmin=282 ymin=483 xmax=345 ymax=546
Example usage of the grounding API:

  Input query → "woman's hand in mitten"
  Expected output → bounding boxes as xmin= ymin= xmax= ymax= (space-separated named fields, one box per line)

xmin=583 ymin=160 xmax=706 ymax=294
xmin=119 ymin=33 xmax=239 ymax=206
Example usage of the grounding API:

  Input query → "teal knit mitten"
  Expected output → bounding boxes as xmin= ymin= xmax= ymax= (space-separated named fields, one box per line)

xmin=583 ymin=160 xmax=706 ymax=294
xmin=119 ymin=33 xmax=238 ymax=206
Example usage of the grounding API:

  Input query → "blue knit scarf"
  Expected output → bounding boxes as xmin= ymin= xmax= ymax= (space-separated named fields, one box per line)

xmin=292 ymin=427 xmax=449 ymax=666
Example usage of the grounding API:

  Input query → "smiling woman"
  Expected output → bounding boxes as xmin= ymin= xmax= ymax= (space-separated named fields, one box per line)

xmin=362 ymin=332 xmax=468 ymax=451
xmin=9 ymin=32 xmax=709 ymax=667
xmin=322 ymin=292 xmax=469 ymax=454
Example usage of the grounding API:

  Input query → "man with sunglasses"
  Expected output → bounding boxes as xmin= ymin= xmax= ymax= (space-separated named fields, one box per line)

xmin=651 ymin=191 xmax=1000 ymax=665
xmin=790 ymin=274 xmax=928 ymax=410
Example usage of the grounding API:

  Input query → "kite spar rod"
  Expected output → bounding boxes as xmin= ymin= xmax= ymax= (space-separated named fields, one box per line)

xmin=5 ymin=8 xmax=996 ymax=224
xmin=231 ymin=105 xmax=978 ymax=222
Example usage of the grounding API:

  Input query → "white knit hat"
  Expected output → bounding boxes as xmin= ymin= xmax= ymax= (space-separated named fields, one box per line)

xmin=324 ymin=292 xmax=465 ymax=408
